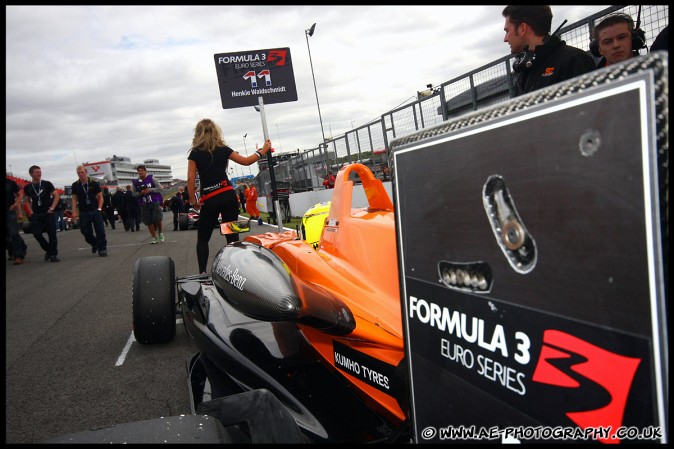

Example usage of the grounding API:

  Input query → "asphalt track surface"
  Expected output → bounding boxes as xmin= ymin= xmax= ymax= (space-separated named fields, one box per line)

xmin=5 ymin=214 xmax=293 ymax=443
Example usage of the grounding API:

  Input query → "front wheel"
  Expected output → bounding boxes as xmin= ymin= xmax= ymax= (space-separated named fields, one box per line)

xmin=132 ymin=256 xmax=176 ymax=344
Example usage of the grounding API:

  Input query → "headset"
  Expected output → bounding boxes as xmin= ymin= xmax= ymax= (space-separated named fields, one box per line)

xmin=589 ymin=11 xmax=647 ymax=58
xmin=512 ymin=45 xmax=535 ymax=73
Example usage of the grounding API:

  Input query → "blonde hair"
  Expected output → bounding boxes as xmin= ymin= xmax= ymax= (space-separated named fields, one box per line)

xmin=192 ymin=118 xmax=227 ymax=152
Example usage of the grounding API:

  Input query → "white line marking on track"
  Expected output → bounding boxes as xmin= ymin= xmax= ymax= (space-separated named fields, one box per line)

xmin=115 ymin=333 xmax=135 ymax=366
xmin=115 ymin=319 xmax=184 ymax=366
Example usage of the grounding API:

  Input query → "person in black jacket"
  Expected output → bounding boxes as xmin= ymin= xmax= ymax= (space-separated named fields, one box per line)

xmin=112 ymin=186 xmax=129 ymax=231
xmin=650 ymin=25 xmax=668 ymax=53
xmin=102 ymin=187 xmax=116 ymax=230
xmin=168 ymin=193 xmax=184 ymax=231
xmin=238 ymin=188 xmax=246 ymax=213
xmin=124 ymin=184 xmax=140 ymax=232
xmin=502 ymin=5 xmax=596 ymax=96
xmin=71 ymin=165 xmax=108 ymax=257
xmin=54 ymin=197 xmax=67 ymax=232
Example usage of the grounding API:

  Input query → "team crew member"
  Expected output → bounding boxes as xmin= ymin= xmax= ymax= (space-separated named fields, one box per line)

xmin=23 ymin=165 xmax=61 ymax=262
xmin=591 ymin=13 xmax=646 ymax=68
xmin=187 ymin=118 xmax=272 ymax=274
xmin=323 ymin=171 xmax=335 ymax=189
xmin=71 ymin=164 xmax=108 ymax=257
xmin=244 ymin=182 xmax=261 ymax=225
xmin=502 ymin=5 xmax=596 ymax=96
xmin=133 ymin=165 xmax=164 ymax=244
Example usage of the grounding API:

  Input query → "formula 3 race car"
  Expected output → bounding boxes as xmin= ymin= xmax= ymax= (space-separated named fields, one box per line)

xmin=178 ymin=208 xmax=200 ymax=230
xmin=132 ymin=163 xmax=409 ymax=443
xmin=178 ymin=208 xmax=225 ymax=230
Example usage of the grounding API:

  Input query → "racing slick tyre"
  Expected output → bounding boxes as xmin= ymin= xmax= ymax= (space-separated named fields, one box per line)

xmin=178 ymin=214 xmax=189 ymax=231
xmin=132 ymin=256 xmax=176 ymax=344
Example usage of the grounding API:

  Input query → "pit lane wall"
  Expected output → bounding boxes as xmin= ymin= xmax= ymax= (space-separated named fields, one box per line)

xmin=391 ymin=53 xmax=668 ymax=444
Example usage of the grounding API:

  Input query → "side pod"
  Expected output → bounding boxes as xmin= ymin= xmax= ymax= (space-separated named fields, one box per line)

xmin=212 ymin=242 xmax=355 ymax=335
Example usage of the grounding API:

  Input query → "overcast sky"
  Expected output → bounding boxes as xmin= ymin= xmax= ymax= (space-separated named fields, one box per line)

xmin=6 ymin=5 xmax=605 ymax=187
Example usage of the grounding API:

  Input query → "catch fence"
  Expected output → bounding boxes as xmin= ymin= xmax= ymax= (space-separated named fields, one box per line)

xmin=257 ymin=5 xmax=668 ymax=199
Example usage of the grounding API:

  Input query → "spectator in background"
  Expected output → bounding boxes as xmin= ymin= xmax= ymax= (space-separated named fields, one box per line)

xmin=182 ymin=189 xmax=191 ymax=213
xmin=6 ymin=176 xmax=27 ymax=265
xmin=238 ymin=188 xmax=246 ymax=213
xmin=71 ymin=165 xmax=108 ymax=257
xmin=133 ymin=195 xmax=142 ymax=231
xmin=54 ymin=196 xmax=67 ymax=232
xmin=502 ymin=5 xmax=596 ymax=96
xmin=176 ymin=186 xmax=187 ymax=205
xmin=112 ymin=186 xmax=128 ymax=231
xmin=102 ymin=186 xmax=116 ymax=230
xmin=124 ymin=185 xmax=140 ymax=232
xmin=382 ymin=164 xmax=391 ymax=182
xmin=591 ymin=13 xmax=647 ymax=68
xmin=169 ymin=191 xmax=184 ymax=231
xmin=23 ymin=165 xmax=60 ymax=262
xmin=323 ymin=171 xmax=335 ymax=189
xmin=100 ymin=200 xmax=109 ymax=226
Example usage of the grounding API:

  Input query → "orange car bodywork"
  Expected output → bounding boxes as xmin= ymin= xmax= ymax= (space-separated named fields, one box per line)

xmin=243 ymin=163 xmax=405 ymax=423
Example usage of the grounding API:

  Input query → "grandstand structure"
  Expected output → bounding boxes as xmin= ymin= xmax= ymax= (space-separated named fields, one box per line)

xmin=81 ymin=155 xmax=173 ymax=187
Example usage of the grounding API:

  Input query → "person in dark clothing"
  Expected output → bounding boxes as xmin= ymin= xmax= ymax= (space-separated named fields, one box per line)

xmin=124 ymin=184 xmax=140 ymax=232
xmin=133 ymin=196 xmax=142 ymax=231
xmin=102 ymin=187 xmax=116 ymax=230
xmin=238 ymin=189 xmax=246 ymax=213
xmin=100 ymin=200 xmax=109 ymax=226
xmin=54 ymin=197 xmax=67 ymax=232
xmin=176 ymin=186 xmax=187 ymax=206
xmin=382 ymin=164 xmax=391 ymax=182
xmin=187 ymin=118 xmax=272 ymax=274
xmin=71 ymin=165 xmax=108 ymax=257
xmin=169 ymin=193 xmax=184 ymax=231
xmin=23 ymin=165 xmax=60 ymax=262
xmin=650 ymin=24 xmax=668 ymax=53
xmin=181 ymin=188 xmax=191 ymax=213
xmin=112 ymin=186 xmax=129 ymax=231
xmin=502 ymin=5 xmax=596 ymax=96
xmin=6 ymin=177 xmax=27 ymax=265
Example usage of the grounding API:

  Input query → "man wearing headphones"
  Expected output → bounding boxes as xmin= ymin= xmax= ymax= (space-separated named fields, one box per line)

xmin=591 ymin=14 xmax=647 ymax=68
xmin=502 ymin=5 xmax=596 ymax=96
